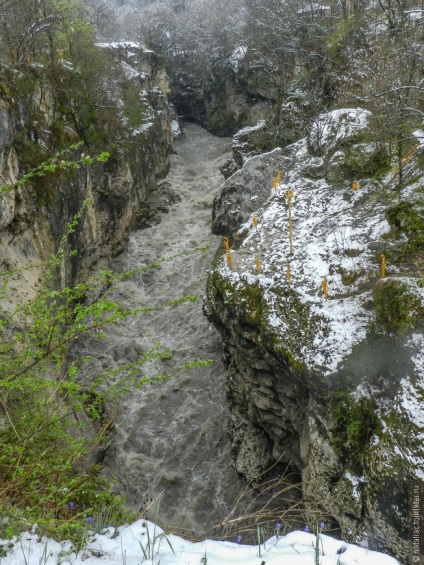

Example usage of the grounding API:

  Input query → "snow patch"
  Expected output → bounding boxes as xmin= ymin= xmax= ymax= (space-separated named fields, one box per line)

xmin=171 ymin=119 xmax=182 ymax=138
xmin=0 ymin=520 xmax=401 ymax=564
xmin=345 ymin=471 xmax=365 ymax=501
xmin=309 ymin=108 xmax=371 ymax=155
xmin=95 ymin=41 xmax=143 ymax=50
xmin=228 ymin=45 xmax=247 ymax=71
xmin=131 ymin=122 xmax=154 ymax=135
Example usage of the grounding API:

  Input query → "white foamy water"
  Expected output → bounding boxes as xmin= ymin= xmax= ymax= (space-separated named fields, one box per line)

xmin=80 ymin=124 xmax=247 ymax=530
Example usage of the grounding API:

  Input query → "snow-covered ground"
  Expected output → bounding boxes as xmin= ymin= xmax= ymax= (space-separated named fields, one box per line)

xmin=0 ymin=520 xmax=401 ymax=564
xmin=216 ymin=108 xmax=424 ymax=375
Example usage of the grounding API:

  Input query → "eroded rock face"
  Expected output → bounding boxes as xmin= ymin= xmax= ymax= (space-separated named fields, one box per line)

xmin=0 ymin=43 xmax=173 ymax=310
xmin=206 ymin=108 xmax=424 ymax=562
xmin=232 ymin=121 xmax=274 ymax=168
xmin=212 ymin=148 xmax=284 ymax=242
xmin=218 ymin=120 xmax=277 ymax=182
xmin=171 ymin=49 xmax=274 ymax=137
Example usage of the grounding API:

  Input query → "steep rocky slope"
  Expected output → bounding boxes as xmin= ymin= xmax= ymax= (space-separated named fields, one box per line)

xmin=170 ymin=46 xmax=276 ymax=137
xmin=0 ymin=42 xmax=173 ymax=311
xmin=206 ymin=108 xmax=424 ymax=562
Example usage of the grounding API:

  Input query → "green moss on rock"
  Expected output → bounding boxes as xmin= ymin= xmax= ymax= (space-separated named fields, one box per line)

xmin=207 ymin=270 xmax=325 ymax=373
xmin=208 ymin=271 xmax=263 ymax=327
xmin=206 ymin=108 xmax=237 ymax=136
xmin=327 ymin=144 xmax=391 ymax=184
xmin=122 ymin=82 xmax=149 ymax=128
xmin=372 ymin=278 xmax=423 ymax=333
xmin=264 ymin=285 xmax=321 ymax=371
xmin=332 ymin=395 xmax=382 ymax=469
xmin=385 ymin=200 xmax=424 ymax=253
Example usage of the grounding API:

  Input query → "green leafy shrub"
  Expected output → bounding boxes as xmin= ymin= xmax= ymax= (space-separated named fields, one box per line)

xmin=372 ymin=278 xmax=423 ymax=333
xmin=0 ymin=151 xmax=210 ymax=545
xmin=122 ymin=83 xmax=149 ymax=128
xmin=332 ymin=395 xmax=381 ymax=468
xmin=385 ymin=200 xmax=424 ymax=253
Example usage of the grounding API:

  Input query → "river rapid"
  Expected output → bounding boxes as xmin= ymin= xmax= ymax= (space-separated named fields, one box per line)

xmin=88 ymin=124 xmax=246 ymax=531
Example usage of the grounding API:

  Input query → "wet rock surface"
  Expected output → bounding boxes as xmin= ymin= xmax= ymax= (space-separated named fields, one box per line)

xmin=212 ymin=148 xmax=284 ymax=242
xmin=0 ymin=44 xmax=173 ymax=311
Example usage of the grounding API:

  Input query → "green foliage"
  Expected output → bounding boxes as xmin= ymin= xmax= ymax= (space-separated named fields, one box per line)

xmin=385 ymin=200 xmax=424 ymax=253
xmin=0 ymin=143 xmax=109 ymax=199
xmin=372 ymin=279 xmax=423 ymax=333
xmin=138 ymin=519 xmax=175 ymax=561
xmin=0 ymin=155 xmax=211 ymax=545
xmin=0 ymin=234 xmax=209 ymax=542
xmin=209 ymin=272 xmax=263 ymax=326
xmin=0 ymin=0 xmax=126 ymax=159
xmin=315 ymin=525 xmax=320 ymax=565
xmin=332 ymin=395 xmax=381 ymax=468
xmin=328 ymin=144 xmax=391 ymax=184
xmin=122 ymin=83 xmax=149 ymax=128
xmin=337 ymin=266 xmax=366 ymax=286
xmin=326 ymin=18 xmax=349 ymax=64
xmin=353 ymin=144 xmax=391 ymax=180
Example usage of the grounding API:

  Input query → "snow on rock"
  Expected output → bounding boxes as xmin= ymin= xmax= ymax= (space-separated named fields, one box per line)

xmin=95 ymin=41 xmax=144 ymax=50
xmin=394 ymin=333 xmax=424 ymax=480
xmin=413 ymin=129 xmax=424 ymax=147
xmin=232 ymin=120 xmax=272 ymax=167
xmin=120 ymin=61 xmax=149 ymax=81
xmin=212 ymin=148 xmax=284 ymax=238
xmin=131 ymin=122 xmax=154 ymax=136
xmin=344 ymin=471 xmax=365 ymax=502
xmin=228 ymin=45 xmax=247 ymax=72
xmin=206 ymin=106 xmax=424 ymax=560
xmin=171 ymin=119 xmax=183 ymax=140
xmin=0 ymin=520 xmax=401 ymax=564
xmin=215 ymin=147 xmax=388 ymax=374
xmin=309 ymin=108 xmax=371 ymax=156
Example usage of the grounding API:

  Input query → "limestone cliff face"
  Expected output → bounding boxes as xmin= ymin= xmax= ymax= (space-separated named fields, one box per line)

xmin=206 ymin=108 xmax=424 ymax=563
xmin=171 ymin=51 xmax=274 ymax=137
xmin=0 ymin=42 xmax=173 ymax=308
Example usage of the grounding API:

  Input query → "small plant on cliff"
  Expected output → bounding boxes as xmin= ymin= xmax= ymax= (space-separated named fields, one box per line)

xmin=332 ymin=394 xmax=382 ymax=469
xmin=372 ymin=278 xmax=423 ymax=334
xmin=385 ymin=200 xmax=424 ymax=256
xmin=0 ymin=142 xmax=110 ymax=199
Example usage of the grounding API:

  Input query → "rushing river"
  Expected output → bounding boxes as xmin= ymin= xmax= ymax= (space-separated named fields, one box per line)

xmin=93 ymin=124 xmax=246 ymax=531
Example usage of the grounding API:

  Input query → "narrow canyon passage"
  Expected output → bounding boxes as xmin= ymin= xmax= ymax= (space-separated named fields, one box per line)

xmin=93 ymin=124 xmax=247 ymax=530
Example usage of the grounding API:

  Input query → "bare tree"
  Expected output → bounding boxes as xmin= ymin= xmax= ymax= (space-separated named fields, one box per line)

xmin=338 ymin=16 xmax=424 ymax=188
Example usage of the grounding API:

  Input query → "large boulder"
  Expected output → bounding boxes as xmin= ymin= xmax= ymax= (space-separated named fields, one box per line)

xmin=212 ymin=148 xmax=285 ymax=242
xmin=232 ymin=121 xmax=275 ymax=168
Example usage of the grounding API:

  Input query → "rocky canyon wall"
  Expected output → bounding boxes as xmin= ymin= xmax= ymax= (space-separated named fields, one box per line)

xmin=0 ymin=42 xmax=173 ymax=310
xmin=205 ymin=108 xmax=424 ymax=563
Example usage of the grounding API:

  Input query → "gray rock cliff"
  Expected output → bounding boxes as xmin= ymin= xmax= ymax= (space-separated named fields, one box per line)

xmin=0 ymin=42 xmax=174 ymax=310
xmin=206 ymin=108 xmax=424 ymax=563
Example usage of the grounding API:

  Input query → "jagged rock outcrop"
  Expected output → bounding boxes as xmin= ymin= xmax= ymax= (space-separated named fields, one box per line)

xmin=212 ymin=148 xmax=283 ymax=241
xmin=0 ymin=42 xmax=174 ymax=309
xmin=219 ymin=121 xmax=279 ymax=182
xmin=205 ymin=108 xmax=424 ymax=563
xmin=231 ymin=121 xmax=274 ymax=168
